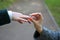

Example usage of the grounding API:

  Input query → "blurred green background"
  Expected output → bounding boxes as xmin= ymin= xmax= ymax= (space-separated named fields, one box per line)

xmin=45 ymin=0 xmax=60 ymax=27
xmin=0 ymin=0 xmax=60 ymax=27
xmin=0 ymin=0 xmax=14 ymax=9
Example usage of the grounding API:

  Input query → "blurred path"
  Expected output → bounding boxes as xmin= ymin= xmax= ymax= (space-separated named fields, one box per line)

xmin=0 ymin=0 xmax=59 ymax=40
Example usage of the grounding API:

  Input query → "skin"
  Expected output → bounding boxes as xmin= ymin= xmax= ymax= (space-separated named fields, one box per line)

xmin=12 ymin=11 xmax=43 ymax=33
xmin=30 ymin=13 xmax=43 ymax=33
xmin=12 ymin=11 xmax=30 ymax=24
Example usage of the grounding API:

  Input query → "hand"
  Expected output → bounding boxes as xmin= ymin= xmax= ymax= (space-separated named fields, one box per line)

xmin=30 ymin=12 xmax=43 ymax=25
xmin=29 ymin=13 xmax=43 ymax=33
xmin=12 ymin=12 xmax=30 ymax=24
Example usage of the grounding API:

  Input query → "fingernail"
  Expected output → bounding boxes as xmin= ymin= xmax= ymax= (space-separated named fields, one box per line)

xmin=28 ymin=21 xmax=31 ymax=24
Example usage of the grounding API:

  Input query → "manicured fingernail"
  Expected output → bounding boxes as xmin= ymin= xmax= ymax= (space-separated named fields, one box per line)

xmin=28 ymin=21 xmax=31 ymax=24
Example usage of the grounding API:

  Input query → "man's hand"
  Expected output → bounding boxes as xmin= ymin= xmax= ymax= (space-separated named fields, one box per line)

xmin=29 ymin=13 xmax=43 ymax=33
xmin=30 ymin=12 xmax=43 ymax=25
xmin=12 ymin=12 xmax=30 ymax=24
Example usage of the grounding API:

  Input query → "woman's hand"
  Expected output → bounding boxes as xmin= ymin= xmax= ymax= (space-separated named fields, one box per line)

xmin=12 ymin=12 xmax=30 ymax=24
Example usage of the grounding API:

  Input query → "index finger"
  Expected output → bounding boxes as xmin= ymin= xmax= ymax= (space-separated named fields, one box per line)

xmin=30 ymin=12 xmax=41 ymax=16
xmin=20 ymin=15 xmax=30 ymax=19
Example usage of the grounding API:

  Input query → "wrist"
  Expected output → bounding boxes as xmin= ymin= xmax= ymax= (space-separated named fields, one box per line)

xmin=8 ymin=11 xmax=13 ymax=21
xmin=34 ymin=24 xmax=43 ymax=33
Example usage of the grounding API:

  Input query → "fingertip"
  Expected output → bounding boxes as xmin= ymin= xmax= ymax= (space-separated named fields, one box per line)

xmin=18 ymin=21 xmax=23 ymax=24
xmin=28 ymin=21 xmax=31 ymax=24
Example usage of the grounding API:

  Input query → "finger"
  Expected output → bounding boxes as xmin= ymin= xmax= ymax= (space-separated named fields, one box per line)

xmin=20 ymin=15 xmax=32 ymax=24
xmin=16 ymin=17 xmax=28 ymax=22
xmin=29 ymin=18 xmax=36 ymax=24
xmin=30 ymin=12 xmax=41 ymax=16
xmin=27 ymin=19 xmax=31 ymax=24
xmin=20 ymin=15 xmax=30 ymax=19
xmin=30 ymin=13 xmax=43 ymax=20
xmin=18 ymin=21 xmax=23 ymax=24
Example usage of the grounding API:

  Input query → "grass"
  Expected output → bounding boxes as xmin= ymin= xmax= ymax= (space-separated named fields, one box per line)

xmin=0 ymin=0 xmax=60 ymax=26
xmin=0 ymin=0 xmax=14 ymax=9
xmin=45 ymin=0 xmax=60 ymax=27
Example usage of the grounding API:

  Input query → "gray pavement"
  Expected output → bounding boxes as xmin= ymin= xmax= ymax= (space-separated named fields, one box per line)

xmin=0 ymin=0 xmax=59 ymax=40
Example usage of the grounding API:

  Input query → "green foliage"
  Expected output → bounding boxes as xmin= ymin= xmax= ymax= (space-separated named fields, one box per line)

xmin=0 ymin=0 xmax=14 ymax=9
xmin=45 ymin=0 xmax=60 ymax=26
